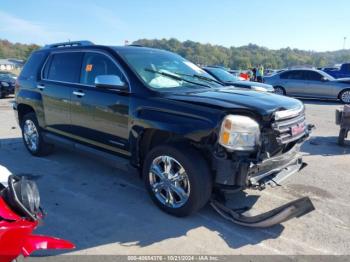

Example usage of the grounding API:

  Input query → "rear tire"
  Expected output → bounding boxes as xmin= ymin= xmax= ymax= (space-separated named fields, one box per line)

xmin=274 ymin=86 xmax=286 ymax=95
xmin=21 ymin=113 xmax=54 ymax=156
xmin=143 ymin=143 xmax=212 ymax=217
xmin=339 ymin=89 xmax=350 ymax=104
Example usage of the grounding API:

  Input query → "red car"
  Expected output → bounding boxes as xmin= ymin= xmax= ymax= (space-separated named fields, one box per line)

xmin=0 ymin=172 xmax=74 ymax=261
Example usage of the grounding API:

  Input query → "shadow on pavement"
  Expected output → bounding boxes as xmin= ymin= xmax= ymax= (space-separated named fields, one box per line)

xmin=0 ymin=137 xmax=285 ymax=255
xmin=302 ymin=136 xmax=350 ymax=156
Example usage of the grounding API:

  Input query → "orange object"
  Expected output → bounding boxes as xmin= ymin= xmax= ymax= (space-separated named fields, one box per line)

xmin=86 ymin=64 xmax=93 ymax=72
xmin=221 ymin=131 xmax=230 ymax=145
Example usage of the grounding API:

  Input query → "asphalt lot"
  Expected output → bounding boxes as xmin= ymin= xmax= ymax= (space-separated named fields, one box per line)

xmin=0 ymin=95 xmax=349 ymax=255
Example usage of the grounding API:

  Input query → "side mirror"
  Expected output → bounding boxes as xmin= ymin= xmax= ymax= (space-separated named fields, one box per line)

xmin=321 ymin=76 xmax=329 ymax=82
xmin=94 ymin=75 xmax=128 ymax=91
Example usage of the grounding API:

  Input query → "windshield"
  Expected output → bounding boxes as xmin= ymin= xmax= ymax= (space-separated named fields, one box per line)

xmin=318 ymin=70 xmax=335 ymax=80
xmin=118 ymin=48 xmax=222 ymax=89
xmin=204 ymin=67 xmax=239 ymax=82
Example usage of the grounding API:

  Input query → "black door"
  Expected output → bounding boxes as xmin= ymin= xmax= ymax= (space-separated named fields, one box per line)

xmin=39 ymin=52 xmax=83 ymax=134
xmin=70 ymin=51 xmax=130 ymax=156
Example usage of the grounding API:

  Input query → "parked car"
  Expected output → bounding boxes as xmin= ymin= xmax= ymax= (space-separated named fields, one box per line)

xmin=0 ymin=167 xmax=74 ymax=261
xmin=14 ymin=41 xmax=311 ymax=217
xmin=0 ymin=71 xmax=18 ymax=80
xmin=323 ymin=63 xmax=350 ymax=79
xmin=0 ymin=74 xmax=15 ymax=98
xmin=264 ymin=68 xmax=350 ymax=103
xmin=203 ymin=66 xmax=274 ymax=92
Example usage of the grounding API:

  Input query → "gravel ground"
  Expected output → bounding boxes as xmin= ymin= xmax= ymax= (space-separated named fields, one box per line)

xmin=0 ymin=95 xmax=349 ymax=255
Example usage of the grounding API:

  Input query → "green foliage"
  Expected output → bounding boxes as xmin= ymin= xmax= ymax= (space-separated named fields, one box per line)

xmin=0 ymin=39 xmax=40 ymax=61
xmin=2 ymin=37 xmax=350 ymax=70
xmin=134 ymin=38 xmax=350 ymax=69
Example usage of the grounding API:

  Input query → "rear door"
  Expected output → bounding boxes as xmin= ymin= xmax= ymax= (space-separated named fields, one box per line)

xmin=70 ymin=51 xmax=130 ymax=156
xmin=40 ymin=52 xmax=83 ymax=134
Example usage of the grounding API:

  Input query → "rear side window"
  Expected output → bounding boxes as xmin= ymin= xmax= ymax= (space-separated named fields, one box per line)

xmin=45 ymin=52 xmax=83 ymax=83
xmin=80 ymin=52 xmax=124 ymax=86
xmin=20 ymin=52 xmax=47 ymax=80
xmin=280 ymin=71 xmax=291 ymax=79
xmin=280 ymin=71 xmax=304 ymax=80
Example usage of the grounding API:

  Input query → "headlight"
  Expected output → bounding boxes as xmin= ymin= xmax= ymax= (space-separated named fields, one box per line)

xmin=218 ymin=115 xmax=260 ymax=151
xmin=251 ymin=86 xmax=267 ymax=92
xmin=4 ymin=175 xmax=40 ymax=220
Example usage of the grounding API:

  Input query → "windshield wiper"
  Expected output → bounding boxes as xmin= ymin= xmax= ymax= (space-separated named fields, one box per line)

xmin=174 ymin=72 xmax=223 ymax=85
xmin=144 ymin=68 xmax=211 ymax=88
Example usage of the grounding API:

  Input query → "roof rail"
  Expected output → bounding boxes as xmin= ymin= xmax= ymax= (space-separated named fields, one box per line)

xmin=127 ymin=44 xmax=143 ymax=47
xmin=42 ymin=40 xmax=94 ymax=49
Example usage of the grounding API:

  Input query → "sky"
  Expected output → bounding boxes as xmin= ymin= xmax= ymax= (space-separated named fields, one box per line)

xmin=0 ymin=0 xmax=349 ymax=51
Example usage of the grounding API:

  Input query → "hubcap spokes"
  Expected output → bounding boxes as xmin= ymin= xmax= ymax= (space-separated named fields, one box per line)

xmin=23 ymin=120 xmax=39 ymax=152
xmin=149 ymin=156 xmax=190 ymax=208
xmin=342 ymin=91 xmax=350 ymax=103
xmin=275 ymin=88 xmax=284 ymax=95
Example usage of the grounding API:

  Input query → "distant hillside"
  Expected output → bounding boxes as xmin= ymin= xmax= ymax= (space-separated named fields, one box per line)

xmin=133 ymin=38 xmax=350 ymax=69
xmin=0 ymin=39 xmax=40 ymax=61
xmin=2 ymin=38 xmax=350 ymax=70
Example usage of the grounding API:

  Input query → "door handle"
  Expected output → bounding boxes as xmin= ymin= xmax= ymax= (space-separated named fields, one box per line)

xmin=37 ymin=84 xmax=45 ymax=90
xmin=73 ymin=91 xmax=85 ymax=97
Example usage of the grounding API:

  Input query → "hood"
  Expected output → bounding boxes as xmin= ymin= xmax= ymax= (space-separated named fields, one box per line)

xmin=225 ymin=80 xmax=274 ymax=92
xmin=165 ymin=87 xmax=303 ymax=119
xmin=332 ymin=77 xmax=350 ymax=83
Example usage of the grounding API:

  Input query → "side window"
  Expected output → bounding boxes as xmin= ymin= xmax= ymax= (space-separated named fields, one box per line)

xmin=80 ymin=52 xmax=124 ymax=86
xmin=304 ymin=71 xmax=322 ymax=81
xmin=280 ymin=71 xmax=290 ymax=79
xmin=20 ymin=52 xmax=47 ymax=81
xmin=292 ymin=71 xmax=306 ymax=80
xmin=45 ymin=52 xmax=83 ymax=83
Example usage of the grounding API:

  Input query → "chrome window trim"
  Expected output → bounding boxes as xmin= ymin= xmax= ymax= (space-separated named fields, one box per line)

xmin=40 ymin=49 xmax=131 ymax=92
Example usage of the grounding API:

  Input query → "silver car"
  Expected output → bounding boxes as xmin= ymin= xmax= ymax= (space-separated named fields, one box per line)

xmin=264 ymin=69 xmax=350 ymax=103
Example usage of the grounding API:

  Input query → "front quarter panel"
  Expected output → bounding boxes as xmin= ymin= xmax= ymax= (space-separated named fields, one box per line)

xmin=128 ymin=95 xmax=224 ymax=165
xmin=130 ymin=96 xmax=223 ymax=141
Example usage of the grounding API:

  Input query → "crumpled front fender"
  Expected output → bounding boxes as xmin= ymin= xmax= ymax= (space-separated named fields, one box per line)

xmin=21 ymin=235 xmax=75 ymax=257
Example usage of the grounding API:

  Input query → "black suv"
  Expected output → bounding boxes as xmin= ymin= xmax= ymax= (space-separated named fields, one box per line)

xmin=14 ymin=41 xmax=310 ymax=217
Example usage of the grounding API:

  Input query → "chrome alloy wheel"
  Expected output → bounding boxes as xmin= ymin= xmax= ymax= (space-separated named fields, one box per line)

xmin=341 ymin=90 xmax=350 ymax=103
xmin=23 ymin=119 xmax=39 ymax=152
xmin=149 ymin=156 xmax=190 ymax=208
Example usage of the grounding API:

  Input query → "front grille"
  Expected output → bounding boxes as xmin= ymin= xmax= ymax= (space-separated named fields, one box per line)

xmin=272 ymin=109 xmax=306 ymax=145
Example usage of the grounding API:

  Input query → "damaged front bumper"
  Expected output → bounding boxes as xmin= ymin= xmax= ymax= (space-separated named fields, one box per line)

xmin=212 ymin=141 xmax=315 ymax=228
xmin=248 ymin=142 xmax=306 ymax=189
xmin=214 ymin=141 xmax=307 ymax=190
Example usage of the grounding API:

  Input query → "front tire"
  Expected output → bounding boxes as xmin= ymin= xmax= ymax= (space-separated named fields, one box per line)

xmin=143 ymin=144 xmax=212 ymax=217
xmin=21 ymin=113 xmax=54 ymax=156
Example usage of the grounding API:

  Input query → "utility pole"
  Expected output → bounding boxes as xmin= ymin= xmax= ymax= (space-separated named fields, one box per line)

xmin=343 ymin=37 xmax=347 ymax=50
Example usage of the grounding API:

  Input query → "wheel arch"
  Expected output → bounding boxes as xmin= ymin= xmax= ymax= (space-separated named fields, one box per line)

xmin=274 ymin=85 xmax=286 ymax=95
xmin=17 ymin=103 xmax=36 ymax=126
xmin=338 ymin=88 xmax=350 ymax=100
